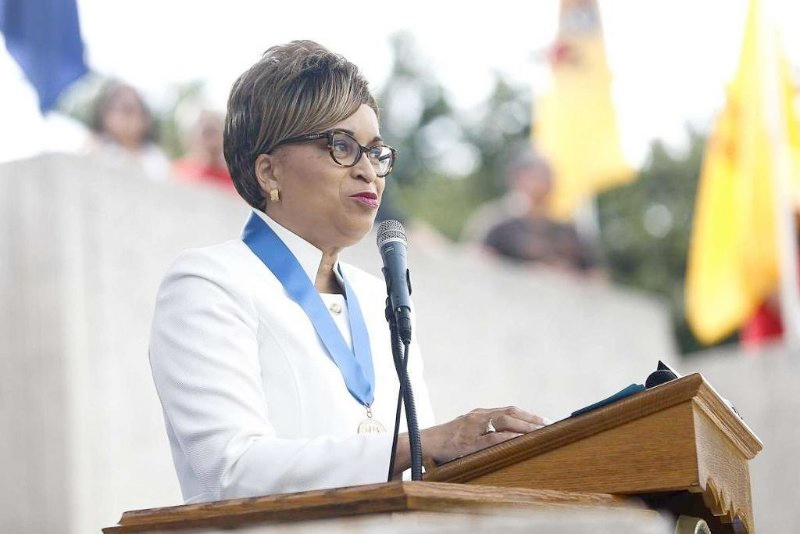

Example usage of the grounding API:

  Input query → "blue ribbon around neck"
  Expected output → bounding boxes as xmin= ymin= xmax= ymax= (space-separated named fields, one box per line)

xmin=242 ymin=212 xmax=375 ymax=407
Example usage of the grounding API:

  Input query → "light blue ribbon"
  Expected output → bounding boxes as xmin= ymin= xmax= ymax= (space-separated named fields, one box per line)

xmin=242 ymin=212 xmax=375 ymax=407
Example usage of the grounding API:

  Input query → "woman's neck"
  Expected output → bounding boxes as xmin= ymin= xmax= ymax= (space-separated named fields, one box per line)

xmin=314 ymin=250 xmax=343 ymax=294
xmin=262 ymin=210 xmax=344 ymax=293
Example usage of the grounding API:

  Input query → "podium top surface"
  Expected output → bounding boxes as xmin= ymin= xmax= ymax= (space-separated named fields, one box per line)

xmin=425 ymin=373 xmax=762 ymax=484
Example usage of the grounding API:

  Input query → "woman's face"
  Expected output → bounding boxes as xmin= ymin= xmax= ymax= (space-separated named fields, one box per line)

xmin=101 ymin=86 xmax=150 ymax=149
xmin=192 ymin=111 xmax=224 ymax=157
xmin=259 ymin=104 xmax=386 ymax=252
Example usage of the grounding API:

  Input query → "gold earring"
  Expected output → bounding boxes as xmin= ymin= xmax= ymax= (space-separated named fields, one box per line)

xmin=269 ymin=190 xmax=280 ymax=202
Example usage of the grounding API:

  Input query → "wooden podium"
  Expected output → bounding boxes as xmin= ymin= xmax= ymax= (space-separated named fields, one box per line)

xmin=103 ymin=482 xmax=657 ymax=532
xmin=105 ymin=373 xmax=761 ymax=533
xmin=426 ymin=373 xmax=762 ymax=533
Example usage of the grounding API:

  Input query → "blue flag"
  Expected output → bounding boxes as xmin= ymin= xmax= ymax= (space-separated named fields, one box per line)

xmin=0 ymin=0 xmax=88 ymax=113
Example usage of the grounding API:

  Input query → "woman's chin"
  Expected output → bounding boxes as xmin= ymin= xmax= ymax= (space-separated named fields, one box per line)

xmin=340 ymin=219 xmax=378 ymax=248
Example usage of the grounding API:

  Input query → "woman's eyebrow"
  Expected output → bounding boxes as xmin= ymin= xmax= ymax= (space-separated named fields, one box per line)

xmin=338 ymin=128 xmax=383 ymax=145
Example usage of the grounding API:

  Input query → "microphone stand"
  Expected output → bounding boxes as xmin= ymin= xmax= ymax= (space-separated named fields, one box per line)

xmin=385 ymin=298 xmax=423 ymax=481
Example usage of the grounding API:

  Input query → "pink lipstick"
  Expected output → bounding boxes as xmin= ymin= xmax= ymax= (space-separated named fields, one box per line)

xmin=350 ymin=192 xmax=379 ymax=209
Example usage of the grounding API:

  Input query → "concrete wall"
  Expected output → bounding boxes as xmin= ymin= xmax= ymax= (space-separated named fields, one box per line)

xmin=1 ymin=154 xmax=246 ymax=533
xmin=1 ymin=154 xmax=791 ymax=532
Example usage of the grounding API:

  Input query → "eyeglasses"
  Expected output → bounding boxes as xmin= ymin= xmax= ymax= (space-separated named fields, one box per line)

xmin=270 ymin=129 xmax=397 ymax=177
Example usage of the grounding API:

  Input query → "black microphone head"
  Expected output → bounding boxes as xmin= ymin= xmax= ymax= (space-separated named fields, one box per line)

xmin=376 ymin=219 xmax=407 ymax=248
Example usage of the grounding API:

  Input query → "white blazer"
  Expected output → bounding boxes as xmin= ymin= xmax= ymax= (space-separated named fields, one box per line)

xmin=149 ymin=211 xmax=435 ymax=503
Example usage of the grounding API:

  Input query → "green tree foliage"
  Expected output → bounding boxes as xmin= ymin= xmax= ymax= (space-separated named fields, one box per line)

xmin=378 ymin=32 xmax=531 ymax=239
xmin=157 ymin=80 xmax=207 ymax=158
xmin=596 ymin=130 xmax=736 ymax=353
xmin=378 ymin=33 xmax=727 ymax=353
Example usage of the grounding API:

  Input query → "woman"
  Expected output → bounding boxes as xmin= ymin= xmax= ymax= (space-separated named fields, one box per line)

xmin=149 ymin=40 xmax=548 ymax=504
xmin=87 ymin=80 xmax=172 ymax=182
xmin=173 ymin=107 xmax=236 ymax=194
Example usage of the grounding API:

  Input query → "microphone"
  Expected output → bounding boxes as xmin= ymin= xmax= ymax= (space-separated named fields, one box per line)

xmin=376 ymin=220 xmax=412 ymax=344
xmin=378 ymin=219 xmax=423 ymax=481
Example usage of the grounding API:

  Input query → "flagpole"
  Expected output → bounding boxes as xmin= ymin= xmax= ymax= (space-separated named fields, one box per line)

xmin=763 ymin=0 xmax=800 ymax=348
xmin=772 ymin=103 xmax=800 ymax=348
xmin=774 ymin=157 xmax=800 ymax=349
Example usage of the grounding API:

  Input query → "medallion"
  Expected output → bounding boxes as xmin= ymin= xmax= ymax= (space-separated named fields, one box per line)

xmin=357 ymin=405 xmax=387 ymax=433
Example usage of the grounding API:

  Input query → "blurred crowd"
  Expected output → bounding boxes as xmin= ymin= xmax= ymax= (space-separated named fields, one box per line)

xmin=83 ymin=80 xmax=235 ymax=194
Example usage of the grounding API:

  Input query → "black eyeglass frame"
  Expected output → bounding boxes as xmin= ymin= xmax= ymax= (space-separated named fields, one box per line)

xmin=268 ymin=129 xmax=397 ymax=177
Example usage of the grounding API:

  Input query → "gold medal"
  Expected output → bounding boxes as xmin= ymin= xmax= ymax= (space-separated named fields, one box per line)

xmin=357 ymin=405 xmax=387 ymax=433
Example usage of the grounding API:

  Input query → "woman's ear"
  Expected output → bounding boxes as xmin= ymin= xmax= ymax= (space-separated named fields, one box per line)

xmin=254 ymin=153 xmax=280 ymax=195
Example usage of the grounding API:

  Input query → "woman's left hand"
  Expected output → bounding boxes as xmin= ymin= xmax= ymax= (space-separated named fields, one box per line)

xmin=420 ymin=406 xmax=551 ymax=466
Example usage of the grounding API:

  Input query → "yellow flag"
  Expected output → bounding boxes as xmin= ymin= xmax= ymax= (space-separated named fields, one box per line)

xmin=533 ymin=0 xmax=634 ymax=220
xmin=685 ymin=0 xmax=800 ymax=345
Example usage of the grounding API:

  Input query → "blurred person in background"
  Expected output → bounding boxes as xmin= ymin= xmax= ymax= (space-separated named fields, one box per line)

xmin=86 ymin=80 xmax=172 ymax=182
xmin=478 ymin=149 xmax=605 ymax=278
xmin=173 ymin=106 xmax=236 ymax=194
xmin=149 ymin=40 xmax=549 ymax=503
xmin=461 ymin=147 xmax=543 ymax=244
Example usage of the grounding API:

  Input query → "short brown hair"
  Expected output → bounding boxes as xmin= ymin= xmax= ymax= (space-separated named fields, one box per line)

xmin=224 ymin=40 xmax=379 ymax=210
